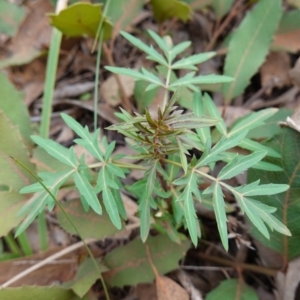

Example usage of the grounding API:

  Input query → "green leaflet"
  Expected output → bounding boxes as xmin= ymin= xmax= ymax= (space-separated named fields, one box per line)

xmin=31 ymin=136 xmax=77 ymax=167
xmin=218 ymin=151 xmax=267 ymax=180
xmin=222 ymin=0 xmax=282 ymax=103
xmin=74 ymin=171 xmax=102 ymax=215
xmin=212 ymin=182 xmax=228 ymax=250
xmin=203 ymin=93 xmax=227 ymax=136
xmin=193 ymin=92 xmax=211 ymax=147
xmin=173 ymin=171 xmax=201 ymax=246
xmin=105 ymin=66 xmax=163 ymax=87
xmin=96 ymin=167 xmax=122 ymax=229
xmin=139 ymin=161 xmax=159 ymax=241
xmin=16 ymin=169 xmax=74 ymax=236
xmin=172 ymin=52 xmax=216 ymax=70
xmin=197 ymin=131 xmax=248 ymax=167
xmin=229 ymin=108 xmax=278 ymax=137
xmin=121 ymin=31 xmax=168 ymax=66
xmin=169 ymin=74 xmax=233 ymax=89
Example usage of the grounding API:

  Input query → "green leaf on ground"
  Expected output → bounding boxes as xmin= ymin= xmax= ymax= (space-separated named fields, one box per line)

xmin=206 ymin=279 xmax=259 ymax=300
xmin=0 ymin=286 xmax=76 ymax=300
xmin=103 ymin=234 xmax=190 ymax=287
xmin=64 ymin=258 xmax=108 ymax=298
xmin=0 ymin=72 xmax=32 ymax=146
xmin=0 ymin=191 xmax=27 ymax=237
xmin=48 ymin=3 xmax=112 ymax=39
xmin=0 ymin=0 xmax=25 ymax=36
xmin=247 ymin=127 xmax=300 ymax=261
xmin=222 ymin=0 xmax=282 ymax=103
xmin=57 ymin=199 xmax=120 ymax=239
xmin=150 ymin=0 xmax=192 ymax=23
xmin=0 ymin=111 xmax=35 ymax=191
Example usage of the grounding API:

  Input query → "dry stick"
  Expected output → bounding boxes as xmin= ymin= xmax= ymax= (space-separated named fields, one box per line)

xmin=195 ymin=252 xmax=278 ymax=277
xmin=0 ymin=222 xmax=143 ymax=289
xmin=0 ymin=238 xmax=97 ymax=288
xmin=205 ymin=0 xmax=244 ymax=52
xmin=102 ymin=43 xmax=132 ymax=113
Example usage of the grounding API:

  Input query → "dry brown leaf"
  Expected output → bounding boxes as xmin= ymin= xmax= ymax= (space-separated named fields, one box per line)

xmin=260 ymin=52 xmax=291 ymax=95
xmin=0 ymin=247 xmax=76 ymax=286
xmin=2 ymin=0 xmax=52 ymax=69
xmin=100 ymin=74 xmax=135 ymax=107
xmin=136 ymin=283 xmax=158 ymax=300
xmin=219 ymin=106 xmax=252 ymax=126
xmin=156 ymin=275 xmax=189 ymax=300
xmin=273 ymin=30 xmax=300 ymax=54
xmin=275 ymin=257 xmax=300 ymax=300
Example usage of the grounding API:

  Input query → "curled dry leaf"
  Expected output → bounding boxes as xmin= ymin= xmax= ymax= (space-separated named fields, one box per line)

xmin=260 ymin=52 xmax=291 ymax=95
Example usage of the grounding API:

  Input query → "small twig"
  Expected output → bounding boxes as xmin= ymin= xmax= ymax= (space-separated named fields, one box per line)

xmin=244 ymin=78 xmax=278 ymax=108
xmin=205 ymin=0 xmax=245 ymax=51
xmin=193 ymin=252 xmax=279 ymax=277
xmin=0 ymin=239 xmax=97 ymax=288
xmin=102 ymin=43 xmax=132 ymax=113
xmin=247 ymin=87 xmax=299 ymax=110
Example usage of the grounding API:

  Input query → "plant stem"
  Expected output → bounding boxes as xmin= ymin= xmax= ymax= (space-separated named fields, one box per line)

xmin=94 ymin=29 xmax=104 ymax=131
xmin=17 ymin=231 xmax=33 ymax=256
xmin=4 ymin=234 xmax=21 ymax=256
xmin=162 ymin=66 xmax=172 ymax=111
xmin=39 ymin=0 xmax=68 ymax=251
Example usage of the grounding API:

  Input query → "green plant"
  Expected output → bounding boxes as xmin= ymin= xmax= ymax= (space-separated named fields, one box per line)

xmin=15 ymin=30 xmax=290 ymax=251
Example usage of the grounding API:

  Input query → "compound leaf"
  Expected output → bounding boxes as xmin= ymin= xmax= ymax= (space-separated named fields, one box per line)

xmin=248 ymin=127 xmax=300 ymax=260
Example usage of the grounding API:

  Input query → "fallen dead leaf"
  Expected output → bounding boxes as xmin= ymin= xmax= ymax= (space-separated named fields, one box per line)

xmin=156 ymin=275 xmax=189 ymax=300
xmin=260 ymin=52 xmax=291 ymax=95
xmin=100 ymin=74 xmax=135 ymax=107
xmin=0 ymin=247 xmax=76 ymax=287
xmin=1 ymin=0 xmax=53 ymax=69
xmin=275 ymin=256 xmax=300 ymax=300
xmin=136 ymin=283 xmax=158 ymax=300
